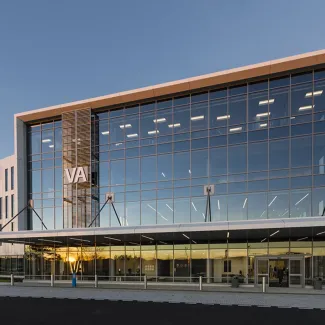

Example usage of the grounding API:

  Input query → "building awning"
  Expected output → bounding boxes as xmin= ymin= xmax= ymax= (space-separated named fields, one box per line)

xmin=1 ymin=217 xmax=325 ymax=247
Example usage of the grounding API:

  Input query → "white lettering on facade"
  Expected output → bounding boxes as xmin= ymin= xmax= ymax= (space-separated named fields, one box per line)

xmin=64 ymin=167 xmax=89 ymax=184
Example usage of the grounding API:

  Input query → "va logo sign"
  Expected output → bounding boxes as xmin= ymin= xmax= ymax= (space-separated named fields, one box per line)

xmin=64 ymin=166 xmax=89 ymax=184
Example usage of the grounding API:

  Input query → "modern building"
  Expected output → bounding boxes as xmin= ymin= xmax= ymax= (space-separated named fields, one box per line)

xmin=1 ymin=50 xmax=325 ymax=288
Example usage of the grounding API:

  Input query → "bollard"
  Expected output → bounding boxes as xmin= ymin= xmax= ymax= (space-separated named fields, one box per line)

xmin=51 ymin=274 xmax=54 ymax=287
xmin=10 ymin=274 xmax=14 ymax=286
xmin=72 ymin=273 xmax=77 ymax=288
xmin=95 ymin=274 xmax=98 ymax=288
xmin=199 ymin=276 xmax=203 ymax=291
xmin=144 ymin=275 xmax=147 ymax=290
xmin=262 ymin=276 xmax=266 ymax=293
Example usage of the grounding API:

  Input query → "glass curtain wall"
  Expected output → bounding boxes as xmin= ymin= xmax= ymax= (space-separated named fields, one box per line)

xmin=27 ymin=68 xmax=325 ymax=229
xmin=21 ymin=239 xmax=325 ymax=285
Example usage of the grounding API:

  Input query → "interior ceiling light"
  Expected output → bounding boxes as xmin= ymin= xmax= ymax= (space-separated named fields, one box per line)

xmin=182 ymin=234 xmax=190 ymax=239
xmin=217 ymin=115 xmax=230 ymax=120
xmin=268 ymin=196 xmax=277 ymax=207
xmin=120 ymin=124 xmax=132 ymax=129
xmin=127 ymin=133 xmax=138 ymax=138
xmin=42 ymin=139 xmax=51 ymax=143
xmin=191 ymin=202 xmax=197 ymax=211
xmin=259 ymin=99 xmax=275 ymax=106
xmin=298 ymin=105 xmax=314 ymax=111
xmin=191 ymin=115 xmax=204 ymax=121
xmin=142 ymin=235 xmax=154 ymax=241
xmin=38 ymin=239 xmax=62 ymax=244
xmin=297 ymin=237 xmax=308 ymax=241
xmin=148 ymin=130 xmax=159 ymax=135
xmin=229 ymin=127 xmax=242 ymax=132
xmin=295 ymin=193 xmax=309 ymax=206
xmin=316 ymin=231 xmax=325 ymax=236
xmin=256 ymin=112 xmax=270 ymax=117
xmin=49 ymin=145 xmax=54 ymax=148
xmin=104 ymin=236 xmax=121 ymax=242
xmin=101 ymin=131 xmax=110 ymax=135
xmin=243 ymin=198 xmax=247 ymax=208
xmin=168 ymin=123 xmax=181 ymax=128
xmin=153 ymin=118 xmax=166 ymax=123
xmin=305 ymin=90 xmax=323 ymax=98
xmin=260 ymin=123 xmax=268 ymax=128
xmin=270 ymin=230 xmax=279 ymax=237
xmin=69 ymin=238 xmax=91 ymax=243
xmin=166 ymin=204 xmax=173 ymax=212
xmin=261 ymin=238 xmax=267 ymax=243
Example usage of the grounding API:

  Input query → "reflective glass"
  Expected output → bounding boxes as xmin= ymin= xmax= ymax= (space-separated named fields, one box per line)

xmin=248 ymin=192 xmax=267 ymax=219
xmin=210 ymin=99 xmax=228 ymax=128
xmin=191 ymin=102 xmax=208 ymax=131
xmin=268 ymin=191 xmax=289 ymax=219
xmin=269 ymin=87 xmax=289 ymax=119
xmin=269 ymin=139 xmax=289 ymax=170
xmin=228 ymin=145 xmax=246 ymax=174
xmin=290 ymin=189 xmax=311 ymax=218
xmin=158 ymin=154 xmax=172 ymax=181
xmin=248 ymin=142 xmax=268 ymax=172
xmin=228 ymin=194 xmax=247 ymax=220
xmin=313 ymin=134 xmax=325 ymax=166
xmin=210 ymin=147 xmax=227 ymax=175
xmin=174 ymin=198 xmax=190 ymax=223
xmin=110 ymin=117 xmax=125 ymax=143
xmin=173 ymin=105 xmax=190 ymax=133
xmin=291 ymin=136 xmax=312 ymax=167
xmin=191 ymin=150 xmax=208 ymax=177
xmin=291 ymin=83 xmax=313 ymax=116
xmin=174 ymin=152 xmax=190 ymax=179
xmin=141 ymin=156 xmax=156 ymax=183
xmin=314 ymin=80 xmax=325 ymax=112
xmin=229 ymin=96 xmax=246 ymax=125
xmin=126 ymin=158 xmax=140 ymax=184
xmin=248 ymin=91 xmax=269 ymax=122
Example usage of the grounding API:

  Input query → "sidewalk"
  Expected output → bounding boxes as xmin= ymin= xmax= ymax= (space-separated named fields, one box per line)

xmin=1 ymin=285 xmax=325 ymax=309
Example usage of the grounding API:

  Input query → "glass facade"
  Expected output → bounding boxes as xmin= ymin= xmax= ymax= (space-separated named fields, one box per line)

xmin=26 ymin=68 xmax=325 ymax=229
xmin=20 ymin=238 xmax=325 ymax=286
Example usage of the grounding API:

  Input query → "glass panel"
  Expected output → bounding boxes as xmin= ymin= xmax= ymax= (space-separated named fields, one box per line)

xmin=126 ymin=158 xmax=140 ymax=184
xmin=269 ymin=87 xmax=289 ymax=119
xmin=174 ymin=152 xmax=190 ymax=179
xmin=191 ymin=102 xmax=208 ymax=131
xmin=248 ymin=91 xmax=269 ymax=122
xmin=314 ymin=134 xmax=325 ymax=166
xmin=268 ymin=191 xmax=289 ymax=219
xmin=269 ymin=139 xmax=289 ymax=170
xmin=312 ymin=187 xmax=325 ymax=216
xmin=228 ymin=145 xmax=246 ymax=174
xmin=110 ymin=117 xmax=125 ymax=143
xmin=248 ymin=192 xmax=267 ymax=220
xmin=191 ymin=150 xmax=208 ymax=178
xmin=290 ymin=189 xmax=311 ymax=218
xmin=228 ymin=194 xmax=248 ymax=221
xmin=141 ymin=156 xmax=156 ymax=183
xmin=291 ymin=83 xmax=313 ymax=116
xmin=173 ymin=105 xmax=190 ymax=133
xmin=210 ymin=99 xmax=227 ymax=128
xmin=211 ymin=195 xmax=227 ymax=221
xmin=291 ymin=136 xmax=312 ymax=167
xmin=174 ymin=198 xmax=190 ymax=223
xmin=229 ymin=96 xmax=246 ymax=125
xmin=248 ymin=142 xmax=268 ymax=172
xmin=314 ymin=80 xmax=325 ymax=112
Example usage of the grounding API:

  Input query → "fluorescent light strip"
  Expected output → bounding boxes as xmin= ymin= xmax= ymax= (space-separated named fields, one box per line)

xmin=148 ymin=130 xmax=159 ymax=135
xmin=256 ymin=112 xmax=270 ymax=117
xmin=161 ymin=172 xmax=166 ymax=178
xmin=297 ymin=237 xmax=308 ymax=241
xmin=42 ymin=139 xmax=51 ymax=143
xmin=104 ymin=236 xmax=121 ymax=242
xmin=259 ymin=210 xmax=266 ymax=218
xmin=188 ymin=169 xmax=191 ymax=174
xmin=192 ymin=240 xmax=197 ymax=244
xmin=261 ymin=238 xmax=267 ymax=243
xmin=49 ymin=145 xmax=54 ymax=148
xmin=153 ymin=118 xmax=166 ymax=123
xmin=218 ymin=200 xmax=220 ymax=210
xmin=191 ymin=202 xmax=197 ymax=211
xmin=101 ymin=131 xmax=110 ymax=135
xmin=142 ymin=235 xmax=154 ymax=241
xmin=259 ymin=123 xmax=268 ymax=128
xmin=305 ymin=90 xmax=323 ymax=98
xmin=69 ymin=238 xmax=91 ymax=243
xmin=268 ymin=196 xmax=277 ymax=207
xmin=227 ymin=232 xmax=230 ymax=239
xmin=259 ymin=99 xmax=275 ymax=106
xmin=316 ymin=231 xmax=325 ymax=236
xmin=166 ymin=204 xmax=173 ymax=212
xmin=120 ymin=124 xmax=132 ymax=129
xmin=229 ymin=127 xmax=242 ymax=132
xmin=299 ymin=105 xmax=314 ymax=111
xmin=202 ymin=213 xmax=205 ymax=219
xmin=158 ymin=212 xmax=168 ymax=221
xmin=295 ymin=193 xmax=309 ymax=206
xmin=115 ymin=143 xmax=123 ymax=146
xmin=8 ymin=240 xmax=35 ymax=244
xmin=281 ymin=210 xmax=289 ymax=217
xmin=217 ymin=115 xmax=230 ymax=120
xmin=126 ymin=133 xmax=138 ymax=138
xmin=38 ymin=239 xmax=62 ymax=244
xmin=191 ymin=115 xmax=204 ymax=121
xmin=270 ymin=230 xmax=279 ymax=237
xmin=183 ymin=234 xmax=190 ymax=240
xmin=159 ymin=241 xmax=168 ymax=245
xmin=243 ymin=198 xmax=247 ymax=209
xmin=129 ymin=242 xmax=138 ymax=245
xmin=168 ymin=123 xmax=181 ymax=128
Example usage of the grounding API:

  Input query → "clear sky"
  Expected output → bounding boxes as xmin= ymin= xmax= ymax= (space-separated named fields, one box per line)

xmin=0 ymin=0 xmax=324 ymax=158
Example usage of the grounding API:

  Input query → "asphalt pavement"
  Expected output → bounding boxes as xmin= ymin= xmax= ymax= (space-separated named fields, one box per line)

xmin=0 ymin=297 xmax=324 ymax=325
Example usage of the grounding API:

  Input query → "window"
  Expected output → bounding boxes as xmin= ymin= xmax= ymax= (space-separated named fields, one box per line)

xmin=11 ymin=195 xmax=14 ymax=218
xmin=224 ymin=260 xmax=232 ymax=272
xmin=11 ymin=167 xmax=14 ymax=190
xmin=5 ymin=196 xmax=8 ymax=219
xmin=11 ymin=223 xmax=14 ymax=232
xmin=0 ymin=197 xmax=2 ymax=219
xmin=5 ymin=169 xmax=8 ymax=192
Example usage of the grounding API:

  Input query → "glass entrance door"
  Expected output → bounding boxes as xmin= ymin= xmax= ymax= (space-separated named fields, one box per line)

xmin=269 ymin=258 xmax=289 ymax=287
xmin=289 ymin=258 xmax=303 ymax=287
xmin=255 ymin=258 xmax=269 ymax=285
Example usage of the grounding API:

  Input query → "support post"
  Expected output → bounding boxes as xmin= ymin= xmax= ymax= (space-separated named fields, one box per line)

xmin=144 ymin=275 xmax=147 ymax=290
xmin=95 ymin=274 xmax=98 ymax=288
xmin=50 ymin=274 xmax=54 ymax=287
xmin=262 ymin=276 xmax=266 ymax=293
xmin=11 ymin=274 xmax=14 ymax=286
xmin=199 ymin=276 xmax=203 ymax=291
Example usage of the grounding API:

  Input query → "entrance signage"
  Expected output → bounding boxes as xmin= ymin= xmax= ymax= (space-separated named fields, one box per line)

xmin=64 ymin=166 xmax=89 ymax=184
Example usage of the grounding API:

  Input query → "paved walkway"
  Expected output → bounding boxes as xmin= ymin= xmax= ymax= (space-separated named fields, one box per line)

xmin=1 ymin=285 xmax=325 ymax=309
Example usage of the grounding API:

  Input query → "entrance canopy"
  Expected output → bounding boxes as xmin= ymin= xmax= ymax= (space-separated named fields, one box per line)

xmin=1 ymin=217 xmax=325 ymax=248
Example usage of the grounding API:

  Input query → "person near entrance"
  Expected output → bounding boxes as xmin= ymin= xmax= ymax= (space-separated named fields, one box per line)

xmin=278 ymin=267 xmax=284 ymax=286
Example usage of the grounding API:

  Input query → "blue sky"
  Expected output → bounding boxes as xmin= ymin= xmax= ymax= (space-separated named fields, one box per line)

xmin=0 ymin=0 xmax=324 ymax=158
